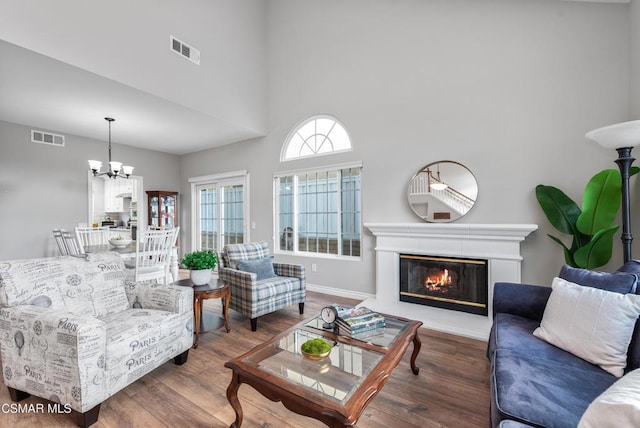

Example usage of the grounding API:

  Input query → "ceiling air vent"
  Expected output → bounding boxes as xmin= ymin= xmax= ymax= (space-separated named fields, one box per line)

xmin=170 ymin=35 xmax=200 ymax=65
xmin=31 ymin=129 xmax=65 ymax=147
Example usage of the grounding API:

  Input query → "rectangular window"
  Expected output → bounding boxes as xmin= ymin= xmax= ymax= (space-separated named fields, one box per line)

xmin=275 ymin=163 xmax=361 ymax=258
xmin=196 ymin=183 xmax=245 ymax=252
xmin=221 ymin=185 xmax=244 ymax=246
xmin=190 ymin=171 xmax=248 ymax=254
xmin=198 ymin=186 xmax=218 ymax=251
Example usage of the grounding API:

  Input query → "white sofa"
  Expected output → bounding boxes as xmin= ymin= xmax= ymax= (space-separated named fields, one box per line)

xmin=0 ymin=252 xmax=194 ymax=427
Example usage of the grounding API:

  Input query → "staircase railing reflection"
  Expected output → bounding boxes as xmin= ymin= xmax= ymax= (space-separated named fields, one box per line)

xmin=409 ymin=171 xmax=475 ymax=215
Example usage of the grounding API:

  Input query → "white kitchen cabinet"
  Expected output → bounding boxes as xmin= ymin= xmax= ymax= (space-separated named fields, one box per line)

xmin=104 ymin=180 xmax=113 ymax=212
xmin=122 ymin=180 xmax=133 ymax=195
xmin=89 ymin=175 xmax=142 ymax=226
xmin=104 ymin=180 xmax=123 ymax=212
xmin=104 ymin=180 xmax=119 ymax=212
xmin=103 ymin=179 xmax=136 ymax=212
xmin=131 ymin=180 xmax=138 ymax=203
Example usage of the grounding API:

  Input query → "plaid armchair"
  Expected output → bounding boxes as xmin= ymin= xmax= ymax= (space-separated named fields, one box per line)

xmin=219 ymin=241 xmax=305 ymax=331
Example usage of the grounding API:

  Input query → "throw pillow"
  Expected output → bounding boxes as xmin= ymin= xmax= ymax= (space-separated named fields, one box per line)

xmin=617 ymin=260 xmax=640 ymax=279
xmin=578 ymin=368 xmax=640 ymax=428
xmin=237 ymin=258 xmax=276 ymax=281
xmin=533 ymin=277 xmax=640 ymax=377
xmin=225 ymin=241 xmax=271 ymax=269
xmin=559 ymin=264 xmax=638 ymax=294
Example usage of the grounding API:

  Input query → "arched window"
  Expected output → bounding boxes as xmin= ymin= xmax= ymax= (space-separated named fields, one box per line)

xmin=281 ymin=115 xmax=352 ymax=161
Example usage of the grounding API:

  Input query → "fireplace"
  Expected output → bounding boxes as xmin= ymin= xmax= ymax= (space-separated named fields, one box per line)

xmin=363 ymin=223 xmax=537 ymax=339
xmin=399 ymin=254 xmax=488 ymax=316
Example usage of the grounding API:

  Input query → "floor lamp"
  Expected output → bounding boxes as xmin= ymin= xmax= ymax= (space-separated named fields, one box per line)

xmin=585 ymin=120 xmax=640 ymax=264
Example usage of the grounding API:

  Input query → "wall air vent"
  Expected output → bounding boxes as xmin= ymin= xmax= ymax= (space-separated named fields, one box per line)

xmin=170 ymin=35 xmax=200 ymax=65
xmin=31 ymin=130 xmax=65 ymax=147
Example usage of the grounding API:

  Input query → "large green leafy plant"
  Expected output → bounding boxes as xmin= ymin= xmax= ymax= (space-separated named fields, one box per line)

xmin=536 ymin=168 xmax=636 ymax=269
xmin=181 ymin=250 xmax=218 ymax=270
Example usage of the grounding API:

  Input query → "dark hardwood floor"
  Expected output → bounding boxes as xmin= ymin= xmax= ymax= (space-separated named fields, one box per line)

xmin=0 ymin=277 xmax=490 ymax=427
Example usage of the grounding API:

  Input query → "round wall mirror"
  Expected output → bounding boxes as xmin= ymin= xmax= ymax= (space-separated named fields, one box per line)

xmin=407 ymin=161 xmax=478 ymax=222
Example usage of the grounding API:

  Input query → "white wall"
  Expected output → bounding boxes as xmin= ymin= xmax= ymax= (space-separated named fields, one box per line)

xmin=3 ymin=0 xmax=631 ymax=290
xmin=0 ymin=120 xmax=180 ymax=260
xmin=181 ymin=0 xmax=630 ymax=294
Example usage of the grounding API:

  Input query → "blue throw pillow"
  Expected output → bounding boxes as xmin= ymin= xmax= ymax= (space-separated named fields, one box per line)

xmin=237 ymin=258 xmax=276 ymax=281
xmin=559 ymin=265 xmax=638 ymax=294
xmin=617 ymin=261 xmax=640 ymax=287
xmin=617 ymin=261 xmax=640 ymax=373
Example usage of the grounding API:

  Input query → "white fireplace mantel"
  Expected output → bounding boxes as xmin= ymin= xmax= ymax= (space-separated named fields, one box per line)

xmin=363 ymin=222 xmax=538 ymax=340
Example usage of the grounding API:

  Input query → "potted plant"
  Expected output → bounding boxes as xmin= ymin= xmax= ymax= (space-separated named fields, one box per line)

xmin=536 ymin=168 xmax=638 ymax=269
xmin=181 ymin=250 xmax=218 ymax=286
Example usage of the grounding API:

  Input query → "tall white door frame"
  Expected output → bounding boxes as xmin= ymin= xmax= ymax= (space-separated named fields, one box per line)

xmin=189 ymin=170 xmax=250 ymax=253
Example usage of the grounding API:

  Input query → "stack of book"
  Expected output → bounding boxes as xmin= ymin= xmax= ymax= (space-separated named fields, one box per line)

xmin=336 ymin=306 xmax=385 ymax=337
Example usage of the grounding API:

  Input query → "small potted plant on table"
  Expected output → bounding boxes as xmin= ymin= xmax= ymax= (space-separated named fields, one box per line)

xmin=181 ymin=250 xmax=218 ymax=286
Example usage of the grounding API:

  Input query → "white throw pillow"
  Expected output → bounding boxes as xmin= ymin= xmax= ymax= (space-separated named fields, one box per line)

xmin=533 ymin=277 xmax=640 ymax=377
xmin=578 ymin=368 xmax=640 ymax=428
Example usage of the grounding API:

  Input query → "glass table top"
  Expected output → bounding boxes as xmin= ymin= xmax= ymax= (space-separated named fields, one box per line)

xmin=304 ymin=316 xmax=409 ymax=348
xmin=243 ymin=328 xmax=384 ymax=404
xmin=241 ymin=315 xmax=411 ymax=405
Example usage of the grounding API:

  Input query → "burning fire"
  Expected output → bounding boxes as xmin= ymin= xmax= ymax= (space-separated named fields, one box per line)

xmin=424 ymin=269 xmax=452 ymax=292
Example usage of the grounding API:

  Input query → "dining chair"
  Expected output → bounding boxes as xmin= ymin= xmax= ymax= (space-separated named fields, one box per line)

xmin=126 ymin=227 xmax=179 ymax=284
xmin=62 ymin=230 xmax=85 ymax=256
xmin=52 ymin=229 xmax=69 ymax=255
xmin=75 ymin=226 xmax=110 ymax=253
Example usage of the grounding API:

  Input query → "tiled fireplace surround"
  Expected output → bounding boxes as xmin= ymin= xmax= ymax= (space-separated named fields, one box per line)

xmin=363 ymin=223 xmax=537 ymax=340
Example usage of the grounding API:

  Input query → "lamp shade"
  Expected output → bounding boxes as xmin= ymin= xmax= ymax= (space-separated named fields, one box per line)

xmin=109 ymin=161 xmax=123 ymax=173
xmin=88 ymin=160 xmax=102 ymax=172
xmin=585 ymin=120 xmax=640 ymax=149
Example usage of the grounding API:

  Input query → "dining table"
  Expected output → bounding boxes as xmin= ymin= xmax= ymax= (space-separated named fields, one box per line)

xmin=83 ymin=243 xmax=180 ymax=283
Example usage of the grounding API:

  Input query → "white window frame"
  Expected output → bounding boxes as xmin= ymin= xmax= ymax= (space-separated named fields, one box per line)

xmin=273 ymin=161 xmax=362 ymax=260
xmin=189 ymin=170 xmax=250 ymax=253
xmin=280 ymin=114 xmax=353 ymax=162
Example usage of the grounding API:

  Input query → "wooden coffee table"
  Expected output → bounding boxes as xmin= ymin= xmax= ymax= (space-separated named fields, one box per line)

xmin=224 ymin=314 xmax=422 ymax=427
xmin=174 ymin=278 xmax=230 ymax=348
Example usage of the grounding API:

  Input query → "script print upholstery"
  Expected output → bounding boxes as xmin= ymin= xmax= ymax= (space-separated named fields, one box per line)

xmin=0 ymin=252 xmax=193 ymax=415
xmin=0 ymin=252 xmax=130 ymax=317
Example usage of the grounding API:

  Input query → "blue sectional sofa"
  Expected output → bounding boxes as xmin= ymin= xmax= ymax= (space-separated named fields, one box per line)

xmin=488 ymin=263 xmax=640 ymax=427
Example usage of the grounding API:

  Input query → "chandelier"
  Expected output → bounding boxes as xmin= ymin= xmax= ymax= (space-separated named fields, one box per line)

xmin=88 ymin=117 xmax=134 ymax=179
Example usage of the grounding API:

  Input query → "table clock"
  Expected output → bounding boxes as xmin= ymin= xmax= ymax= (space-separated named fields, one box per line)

xmin=320 ymin=305 xmax=339 ymax=330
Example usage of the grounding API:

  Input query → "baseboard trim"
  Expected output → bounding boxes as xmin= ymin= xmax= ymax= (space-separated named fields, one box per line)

xmin=306 ymin=283 xmax=374 ymax=301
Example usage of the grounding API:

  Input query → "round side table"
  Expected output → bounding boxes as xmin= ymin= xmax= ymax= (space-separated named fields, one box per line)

xmin=174 ymin=278 xmax=230 ymax=348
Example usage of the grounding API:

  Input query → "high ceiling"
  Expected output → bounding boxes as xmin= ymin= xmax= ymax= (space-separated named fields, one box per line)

xmin=0 ymin=0 xmax=626 ymax=155
xmin=0 ymin=40 xmax=262 ymax=155
xmin=0 ymin=1 xmax=267 ymax=156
